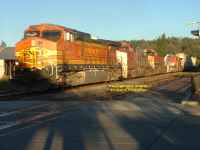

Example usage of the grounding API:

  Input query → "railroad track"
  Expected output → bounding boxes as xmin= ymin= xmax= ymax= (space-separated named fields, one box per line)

xmin=0 ymin=72 xmax=187 ymax=100
xmin=150 ymin=77 xmax=193 ymax=103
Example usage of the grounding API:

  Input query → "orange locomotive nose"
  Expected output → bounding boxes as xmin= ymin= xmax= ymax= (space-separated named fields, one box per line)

xmin=16 ymin=38 xmax=35 ymax=68
xmin=16 ymin=38 xmax=58 ymax=70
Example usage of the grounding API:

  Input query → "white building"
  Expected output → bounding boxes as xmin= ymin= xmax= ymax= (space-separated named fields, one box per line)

xmin=0 ymin=47 xmax=15 ymax=79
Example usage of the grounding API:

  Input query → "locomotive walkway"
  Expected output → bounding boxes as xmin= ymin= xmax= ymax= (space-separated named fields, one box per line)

xmin=0 ymin=74 xmax=200 ymax=150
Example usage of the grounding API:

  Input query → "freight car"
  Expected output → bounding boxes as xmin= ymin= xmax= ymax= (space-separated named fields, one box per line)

xmin=15 ymin=23 xmax=181 ymax=86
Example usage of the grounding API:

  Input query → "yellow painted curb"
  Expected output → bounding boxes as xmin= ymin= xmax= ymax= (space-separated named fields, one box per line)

xmin=181 ymin=101 xmax=200 ymax=107
xmin=108 ymin=84 xmax=150 ymax=93
xmin=108 ymin=84 xmax=150 ymax=89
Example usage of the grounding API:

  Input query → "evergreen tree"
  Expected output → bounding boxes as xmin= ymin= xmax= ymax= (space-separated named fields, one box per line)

xmin=131 ymin=34 xmax=200 ymax=57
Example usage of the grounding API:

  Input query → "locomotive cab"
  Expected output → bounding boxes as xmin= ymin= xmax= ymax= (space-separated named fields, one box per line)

xmin=24 ymin=30 xmax=62 ymax=42
xmin=15 ymin=24 xmax=67 ymax=81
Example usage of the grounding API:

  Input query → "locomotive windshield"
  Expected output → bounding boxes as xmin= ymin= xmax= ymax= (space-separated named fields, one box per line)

xmin=42 ymin=31 xmax=61 ymax=41
xmin=24 ymin=31 xmax=40 ymax=38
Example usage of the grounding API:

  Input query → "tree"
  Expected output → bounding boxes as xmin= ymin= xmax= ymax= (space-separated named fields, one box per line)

xmin=155 ymin=33 xmax=168 ymax=56
xmin=0 ymin=40 xmax=6 ymax=48
xmin=131 ymin=34 xmax=200 ymax=57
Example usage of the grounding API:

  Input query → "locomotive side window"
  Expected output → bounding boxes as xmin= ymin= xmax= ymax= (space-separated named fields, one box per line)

xmin=42 ymin=31 xmax=61 ymax=41
xmin=24 ymin=31 xmax=40 ymax=38
xmin=64 ymin=32 xmax=74 ymax=42
xmin=64 ymin=32 xmax=71 ymax=41
xmin=70 ymin=33 xmax=74 ymax=42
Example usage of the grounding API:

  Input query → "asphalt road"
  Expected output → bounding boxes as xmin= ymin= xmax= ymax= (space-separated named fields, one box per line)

xmin=0 ymin=77 xmax=200 ymax=150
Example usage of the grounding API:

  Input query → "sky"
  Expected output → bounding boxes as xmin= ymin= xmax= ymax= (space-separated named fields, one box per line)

xmin=0 ymin=0 xmax=199 ymax=46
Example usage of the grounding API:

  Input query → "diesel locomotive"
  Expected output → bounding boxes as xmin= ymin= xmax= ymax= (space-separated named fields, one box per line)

xmin=16 ymin=24 xmax=138 ymax=86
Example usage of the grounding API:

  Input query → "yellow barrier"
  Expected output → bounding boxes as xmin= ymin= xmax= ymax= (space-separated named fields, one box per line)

xmin=108 ymin=85 xmax=150 ymax=88
xmin=107 ymin=84 xmax=150 ymax=93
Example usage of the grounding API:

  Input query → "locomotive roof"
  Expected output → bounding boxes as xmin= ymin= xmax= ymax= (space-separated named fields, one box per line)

xmin=96 ymin=39 xmax=121 ymax=47
xmin=26 ymin=23 xmax=91 ymax=36
xmin=25 ymin=24 xmax=134 ymax=49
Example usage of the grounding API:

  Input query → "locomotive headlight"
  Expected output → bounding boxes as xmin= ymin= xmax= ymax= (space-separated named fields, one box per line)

xmin=15 ymin=61 xmax=19 ymax=66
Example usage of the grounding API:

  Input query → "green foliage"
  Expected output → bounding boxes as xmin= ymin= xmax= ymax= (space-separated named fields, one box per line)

xmin=131 ymin=34 xmax=200 ymax=57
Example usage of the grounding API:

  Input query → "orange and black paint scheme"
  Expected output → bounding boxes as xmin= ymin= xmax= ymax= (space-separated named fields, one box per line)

xmin=16 ymin=24 xmax=135 ymax=86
